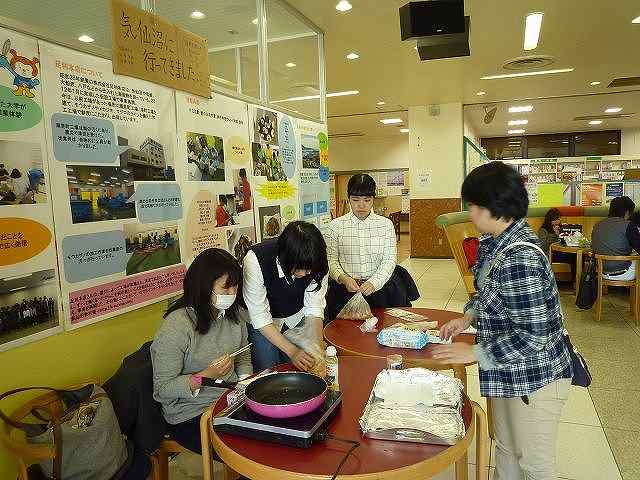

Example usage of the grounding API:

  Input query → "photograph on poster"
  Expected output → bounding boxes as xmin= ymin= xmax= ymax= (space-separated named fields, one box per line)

xmin=185 ymin=132 xmax=225 ymax=182
xmin=233 ymin=168 xmax=252 ymax=212
xmin=0 ymin=269 xmax=58 ymax=348
xmin=387 ymin=170 xmax=405 ymax=186
xmin=259 ymin=205 xmax=282 ymax=240
xmin=66 ymin=165 xmax=136 ymax=223
xmin=252 ymin=143 xmax=286 ymax=181
xmin=124 ymin=223 xmax=181 ymax=276
xmin=118 ymin=136 xmax=175 ymax=181
xmin=0 ymin=140 xmax=46 ymax=205
xmin=216 ymin=194 xmax=240 ymax=227
xmin=301 ymin=134 xmax=320 ymax=169
xmin=228 ymin=226 xmax=256 ymax=263
xmin=253 ymin=109 xmax=278 ymax=145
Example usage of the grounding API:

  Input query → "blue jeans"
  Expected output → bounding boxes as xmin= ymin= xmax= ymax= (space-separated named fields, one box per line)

xmin=247 ymin=324 xmax=290 ymax=371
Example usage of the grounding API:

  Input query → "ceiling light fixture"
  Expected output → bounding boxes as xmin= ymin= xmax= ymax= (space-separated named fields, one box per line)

xmin=508 ymin=105 xmax=534 ymax=113
xmin=400 ymin=128 xmax=409 ymax=133
xmin=380 ymin=118 xmax=403 ymax=125
xmin=523 ymin=12 xmax=543 ymax=51
xmin=376 ymin=101 xmax=386 ymax=105
xmin=252 ymin=18 xmax=258 ymax=25
xmin=78 ymin=35 xmax=94 ymax=43
xmin=633 ymin=15 xmax=640 ymax=24
xmin=271 ymin=90 xmax=359 ymax=103
xmin=605 ymin=107 xmax=622 ymax=113
xmin=508 ymin=129 xmax=526 ymax=134
xmin=90 ymin=172 xmax=101 ymax=177
xmin=508 ymin=119 xmax=529 ymax=126
xmin=346 ymin=52 xmax=360 ymax=60
xmin=481 ymin=68 xmax=574 ymax=80
xmin=190 ymin=10 xmax=206 ymax=20
xmin=285 ymin=62 xmax=296 ymax=68
xmin=589 ymin=120 xmax=603 ymax=125
xmin=476 ymin=91 xmax=486 ymax=96
xmin=590 ymin=81 xmax=601 ymax=86
xmin=336 ymin=0 xmax=353 ymax=12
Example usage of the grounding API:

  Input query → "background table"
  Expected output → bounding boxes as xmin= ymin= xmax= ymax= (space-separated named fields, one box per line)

xmin=324 ymin=308 xmax=476 ymax=392
xmin=550 ymin=243 xmax=591 ymax=299
xmin=209 ymin=357 xmax=487 ymax=480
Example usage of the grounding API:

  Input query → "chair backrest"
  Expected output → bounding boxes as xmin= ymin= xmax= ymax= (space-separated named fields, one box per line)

xmin=595 ymin=254 xmax=640 ymax=285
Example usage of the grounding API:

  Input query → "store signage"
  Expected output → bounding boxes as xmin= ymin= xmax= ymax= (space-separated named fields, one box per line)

xmin=111 ymin=0 xmax=211 ymax=98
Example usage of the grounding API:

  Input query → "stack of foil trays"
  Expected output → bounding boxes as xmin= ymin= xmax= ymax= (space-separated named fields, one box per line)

xmin=359 ymin=368 xmax=465 ymax=445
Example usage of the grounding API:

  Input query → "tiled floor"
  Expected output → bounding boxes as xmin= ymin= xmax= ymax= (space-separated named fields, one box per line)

xmin=169 ymin=255 xmax=640 ymax=480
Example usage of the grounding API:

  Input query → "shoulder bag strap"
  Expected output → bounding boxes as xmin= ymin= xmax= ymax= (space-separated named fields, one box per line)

xmin=485 ymin=241 xmax=548 ymax=278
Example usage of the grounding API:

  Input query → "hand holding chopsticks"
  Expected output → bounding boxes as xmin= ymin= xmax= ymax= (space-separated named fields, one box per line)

xmin=209 ymin=343 xmax=252 ymax=367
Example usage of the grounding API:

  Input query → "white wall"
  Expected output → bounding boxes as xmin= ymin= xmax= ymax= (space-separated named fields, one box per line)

xmin=409 ymin=102 xmax=464 ymax=199
xmin=463 ymin=116 xmax=480 ymax=147
xmin=330 ymin=136 xmax=409 ymax=172
xmin=622 ymin=128 xmax=640 ymax=155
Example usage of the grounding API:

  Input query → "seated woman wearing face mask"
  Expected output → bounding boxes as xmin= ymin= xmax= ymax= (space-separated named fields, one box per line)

xmin=151 ymin=248 xmax=252 ymax=454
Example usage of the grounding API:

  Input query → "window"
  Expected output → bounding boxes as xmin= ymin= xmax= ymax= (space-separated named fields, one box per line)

xmin=573 ymin=131 xmax=620 ymax=156
xmin=481 ymin=137 xmax=524 ymax=160
xmin=526 ymin=133 xmax=571 ymax=159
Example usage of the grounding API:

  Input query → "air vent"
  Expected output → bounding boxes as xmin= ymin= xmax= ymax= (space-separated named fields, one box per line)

xmin=573 ymin=114 xmax=634 ymax=121
xmin=328 ymin=132 xmax=365 ymax=139
xmin=502 ymin=55 xmax=554 ymax=71
xmin=608 ymin=77 xmax=640 ymax=88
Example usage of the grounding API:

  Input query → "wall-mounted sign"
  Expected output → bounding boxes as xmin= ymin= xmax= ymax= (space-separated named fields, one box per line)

xmin=111 ymin=0 xmax=211 ymax=98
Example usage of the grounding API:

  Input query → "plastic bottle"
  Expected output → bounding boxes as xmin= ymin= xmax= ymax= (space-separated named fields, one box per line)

xmin=325 ymin=346 xmax=340 ymax=391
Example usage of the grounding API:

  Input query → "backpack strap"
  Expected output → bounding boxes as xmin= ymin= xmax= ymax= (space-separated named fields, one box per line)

xmin=485 ymin=241 xmax=549 ymax=277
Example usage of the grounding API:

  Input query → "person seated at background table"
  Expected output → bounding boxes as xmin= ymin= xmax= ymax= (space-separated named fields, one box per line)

xmin=432 ymin=161 xmax=572 ymax=480
xmin=151 ymin=248 xmax=252 ymax=454
xmin=324 ymin=173 xmax=417 ymax=322
xmin=592 ymin=196 xmax=640 ymax=281
xmin=538 ymin=207 xmax=576 ymax=278
xmin=243 ymin=221 xmax=329 ymax=371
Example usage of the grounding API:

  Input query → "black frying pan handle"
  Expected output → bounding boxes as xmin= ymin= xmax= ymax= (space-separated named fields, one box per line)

xmin=202 ymin=378 xmax=237 ymax=389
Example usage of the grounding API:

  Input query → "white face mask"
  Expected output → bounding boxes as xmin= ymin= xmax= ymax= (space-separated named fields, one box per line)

xmin=212 ymin=293 xmax=236 ymax=311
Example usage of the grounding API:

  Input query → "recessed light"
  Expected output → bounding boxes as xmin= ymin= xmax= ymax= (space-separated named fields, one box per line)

xmin=400 ymin=128 xmax=409 ymax=133
xmin=589 ymin=120 xmax=603 ymax=125
xmin=508 ymin=129 xmax=526 ymax=134
xmin=190 ymin=10 xmax=206 ymax=19
xmin=523 ymin=12 xmax=543 ymax=50
xmin=376 ymin=101 xmax=386 ymax=105
xmin=633 ymin=15 xmax=640 ymax=24
xmin=590 ymin=81 xmax=601 ymax=86
xmin=380 ymin=118 xmax=403 ymax=125
xmin=609 ymin=141 xmax=618 ymax=145
xmin=476 ymin=91 xmax=486 ymax=96
xmin=346 ymin=52 xmax=360 ymax=60
xmin=285 ymin=62 xmax=296 ymax=68
xmin=508 ymin=105 xmax=534 ymax=113
xmin=78 ymin=35 xmax=94 ymax=43
xmin=508 ymin=119 xmax=529 ymax=126
xmin=605 ymin=107 xmax=622 ymax=113
xmin=414 ymin=46 xmax=418 ymax=51
xmin=481 ymin=68 xmax=574 ymax=80
xmin=336 ymin=0 xmax=352 ymax=12
xmin=252 ymin=18 xmax=258 ymax=25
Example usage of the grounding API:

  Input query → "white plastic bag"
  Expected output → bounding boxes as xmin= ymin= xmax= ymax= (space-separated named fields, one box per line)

xmin=283 ymin=318 xmax=326 ymax=377
xmin=336 ymin=292 xmax=373 ymax=320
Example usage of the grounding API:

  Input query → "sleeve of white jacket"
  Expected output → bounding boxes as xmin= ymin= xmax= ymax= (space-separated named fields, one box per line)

xmin=242 ymin=251 xmax=274 ymax=329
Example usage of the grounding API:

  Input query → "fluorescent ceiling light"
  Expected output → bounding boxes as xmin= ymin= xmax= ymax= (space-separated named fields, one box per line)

xmin=508 ymin=105 xmax=533 ymax=113
xmin=78 ymin=35 xmax=94 ymax=43
xmin=110 ymin=176 xmax=118 ymax=180
xmin=481 ymin=68 xmax=574 ymax=80
xmin=90 ymin=172 xmax=100 ymax=177
xmin=380 ymin=118 xmax=403 ymax=125
xmin=285 ymin=62 xmax=296 ymax=68
xmin=523 ymin=12 xmax=543 ymax=51
xmin=252 ymin=18 xmax=258 ymax=25
xmin=508 ymin=119 xmax=529 ymax=126
xmin=400 ymin=128 xmax=409 ymax=133
xmin=336 ymin=0 xmax=353 ymax=12
xmin=376 ymin=101 xmax=386 ymax=105
xmin=271 ymin=90 xmax=359 ymax=103
xmin=121 ymin=169 xmax=131 ymax=174
xmin=67 ymin=175 xmax=76 ymax=180
xmin=633 ymin=15 xmax=640 ymax=23
xmin=590 ymin=81 xmax=601 ymax=86
xmin=605 ymin=107 xmax=622 ymax=113
xmin=66 ymin=167 xmax=74 ymax=172
xmin=346 ymin=52 xmax=360 ymax=60
xmin=476 ymin=91 xmax=486 ymax=96
xmin=9 ymin=287 xmax=27 ymax=292
xmin=69 ymin=180 xmax=78 ymax=184
xmin=190 ymin=10 xmax=206 ymax=20
xmin=508 ymin=129 xmax=526 ymax=134
xmin=589 ymin=120 xmax=603 ymax=125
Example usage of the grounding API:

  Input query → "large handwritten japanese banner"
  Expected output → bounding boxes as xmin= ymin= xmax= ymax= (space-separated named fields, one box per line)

xmin=111 ymin=0 xmax=211 ymax=98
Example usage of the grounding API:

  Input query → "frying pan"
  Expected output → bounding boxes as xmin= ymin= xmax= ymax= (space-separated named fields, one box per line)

xmin=208 ymin=372 xmax=327 ymax=419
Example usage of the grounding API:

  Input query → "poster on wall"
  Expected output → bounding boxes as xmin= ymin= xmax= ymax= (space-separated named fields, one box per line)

xmin=537 ymin=183 xmax=564 ymax=207
xmin=581 ymin=183 xmax=604 ymax=207
xmin=0 ymin=28 xmax=63 ymax=350
xmin=249 ymin=105 xmax=299 ymax=240
xmin=175 ymin=91 xmax=256 ymax=264
xmin=39 ymin=42 xmax=185 ymax=329
xmin=525 ymin=182 xmax=538 ymax=205
xmin=605 ymin=182 xmax=624 ymax=204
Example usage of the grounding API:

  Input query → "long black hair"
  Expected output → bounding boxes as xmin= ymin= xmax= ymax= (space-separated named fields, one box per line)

xmin=165 ymin=248 xmax=242 ymax=334
xmin=277 ymin=221 xmax=328 ymax=290
xmin=541 ymin=208 xmax=561 ymax=233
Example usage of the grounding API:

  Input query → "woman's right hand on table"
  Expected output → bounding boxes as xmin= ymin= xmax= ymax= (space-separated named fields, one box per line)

xmin=289 ymin=347 xmax=315 ymax=372
xmin=199 ymin=354 xmax=233 ymax=379
xmin=439 ymin=315 xmax=473 ymax=341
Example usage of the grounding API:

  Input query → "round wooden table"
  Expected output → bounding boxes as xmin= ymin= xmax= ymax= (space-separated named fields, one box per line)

xmin=324 ymin=308 xmax=476 ymax=393
xmin=209 ymin=357 xmax=487 ymax=480
xmin=550 ymin=243 xmax=591 ymax=299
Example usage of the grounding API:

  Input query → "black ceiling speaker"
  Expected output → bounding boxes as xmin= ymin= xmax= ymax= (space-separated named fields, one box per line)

xmin=399 ymin=1 xmax=471 ymax=61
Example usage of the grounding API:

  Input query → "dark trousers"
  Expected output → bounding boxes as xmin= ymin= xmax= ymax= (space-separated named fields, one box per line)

xmin=247 ymin=323 xmax=290 ymax=371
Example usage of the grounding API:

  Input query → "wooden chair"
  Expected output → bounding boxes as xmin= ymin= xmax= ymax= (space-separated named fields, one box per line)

xmin=388 ymin=211 xmax=401 ymax=242
xmin=0 ymin=381 xmax=96 ymax=480
xmin=548 ymin=245 xmax=573 ymax=283
xmin=594 ymin=255 xmax=640 ymax=323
